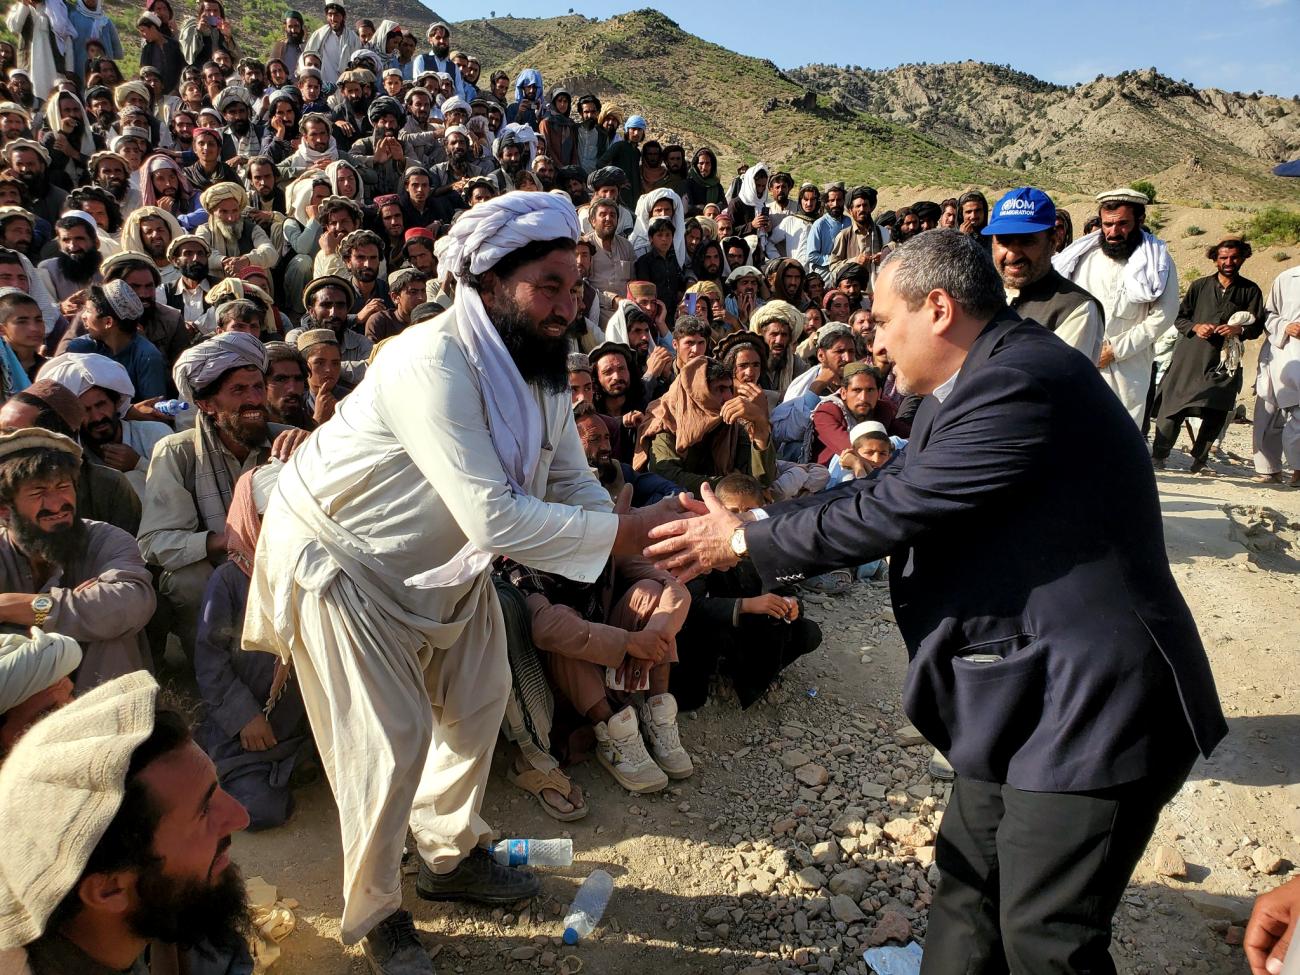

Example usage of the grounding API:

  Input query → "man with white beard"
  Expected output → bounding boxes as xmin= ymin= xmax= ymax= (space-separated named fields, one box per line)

xmin=195 ymin=182 xmax=278 ymax=280
xmin=1054 ymin=188 xmax=1179 ymax=426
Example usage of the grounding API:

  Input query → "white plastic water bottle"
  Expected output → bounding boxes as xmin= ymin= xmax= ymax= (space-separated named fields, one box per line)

xmin=154 ymin=399 xmax=191 ymax=416
xmin=489 ymin=838 xmax=573 ymax=867
xmin=562 ymin=868 xmax=613 ymax=945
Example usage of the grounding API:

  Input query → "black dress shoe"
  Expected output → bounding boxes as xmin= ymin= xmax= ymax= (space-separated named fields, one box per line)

xmin=415 ymin=847 xmax=541 ymax=904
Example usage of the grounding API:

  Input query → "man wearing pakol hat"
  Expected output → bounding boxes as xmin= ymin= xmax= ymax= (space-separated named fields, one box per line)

xmin=0 ymin=628 xmax=80 ymax=759
xmin=4 ymin=138 xmax=65 ymax=227
xmin=0 ymin=672 xmax=256 ymax=973
xmin=0 ymin=100 xmax=32 ymax=142
xmin=1054 ymin=187 xmax=1178 ymax=426
xmin=413 ymin=20 xmax=465 ymax=99
xmin=161 ymin=234 xmax=213 ymax=327
xmin=139 ymin=332 xmax=307 ymax=658
xmin=0 ymin=427 xmax=154 ymax=690
xmin=196 ymin=182 xmax=278 ymax=279
xmin=305 ymin=2 xmax=360 ymax=86
xmin=366 ymin=266 xmax=428 ymax=343
xmin=245 ymin=192 xmax=691 ymax=974
xmin=984 ymin=187 xmax=1104 ymax=362
xmin=0 ymin=380 xmax=141 ymax=536
xmin=1148 ymin=238 xmax=1263 ymax=475
xmin=88 ymin=150 xmax=138 ymax=212
xmin=285 ymin=275 xmax=372 ymax=392
xmin=38 ymin=351 xmax=173 ymax=498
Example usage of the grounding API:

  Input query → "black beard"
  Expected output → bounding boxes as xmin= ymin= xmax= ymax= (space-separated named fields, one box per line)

xmin=94 ymin=110 xmax=118 ymax=128
xmin=490 ymin=295 xmax=569 ymax=395
xmin=99 ymin=177 xmax=128 ymax=201
xmin=129 ymin=853 xmax=249 ymax=955
xmin=228 ymin=118 xmax=250 ymax=136
xmin=351 ymin=267 xmax=377 ymax=283
xmin=16 ymin=169 xmax=46 ymax=196
xmin=1100 ymin=227 xmax=1144 ymax=261
xmin=449 ymin=148 xmax=469 ymax=165
xmin=594 ymin=454 xmax=619 ymax=484
xmin=268 ymin=399 xmax=311 ymax=429
xmin=215 ymin=407 xmax=269 ymax=448
xmin=181 ymin=261 xmax=209 ymax=282
xmin=56 ymin=249 xmax=102 ymax=282
xmin=769 ymin=350 xmax=788 ymax=372
xmin=84 ymin=414 xmax=121 ymax=448
xmin=433 ymin=42 xmax=450 ymax=58
xmin=8 ymin=508 xmax=86 ymax=567
xmin=144 ymin=238 xmax=168 ymax=260
xmin=503 ymin=159 xmax=524 ymax=177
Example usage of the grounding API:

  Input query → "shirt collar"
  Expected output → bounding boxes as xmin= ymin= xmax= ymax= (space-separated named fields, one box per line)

xmin=931 ymin=368 xmax=960 ymax=404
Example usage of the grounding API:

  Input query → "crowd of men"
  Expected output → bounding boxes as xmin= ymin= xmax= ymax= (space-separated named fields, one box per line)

xmin=0 ymin=3 xmax=1296 ymax=974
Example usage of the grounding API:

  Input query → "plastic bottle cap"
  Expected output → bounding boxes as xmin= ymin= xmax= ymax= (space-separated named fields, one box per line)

xmin=563 ymin=927 xmax=578 ymax=946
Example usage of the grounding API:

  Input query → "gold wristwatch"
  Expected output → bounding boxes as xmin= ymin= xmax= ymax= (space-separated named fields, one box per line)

xmin=31 ymin=594 xmax=53 ymax=628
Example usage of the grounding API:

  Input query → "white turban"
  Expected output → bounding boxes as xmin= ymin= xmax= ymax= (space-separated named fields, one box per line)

xmin=0 ymin=671 xmax=158 ymax=950
xmin=173 ymin=331 xmax=268 ymax=401
xmin=413 ymin=192 xmax=580 ymax=591
xmin=436 ymin=191 xmax=578 ymax=282
xmin=440 ymin=96 xmax=470 ymax=116
xmin=0 ymin=628 xmax=81 ymax=714
xmin=35 ymin=353 xmax=135 ymax=417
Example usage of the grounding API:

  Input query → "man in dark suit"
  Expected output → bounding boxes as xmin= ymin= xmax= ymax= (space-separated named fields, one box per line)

xmin=647 ymin=229 xmax=1227 ymax=974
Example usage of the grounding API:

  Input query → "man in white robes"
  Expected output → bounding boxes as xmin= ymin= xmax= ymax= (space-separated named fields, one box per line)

xmin=1054 ymin=188 xmax=1179 ymax=426
xmin=4 ymin=0 xmax=74 ymax=101
xmin=1253 ymin=260 xmax=1300 ymax=484
xmin=245 ymin=192 xmax=685 ymax=975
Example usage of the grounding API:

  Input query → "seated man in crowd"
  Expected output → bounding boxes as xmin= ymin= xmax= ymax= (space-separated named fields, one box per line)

xmin=0 ymin=673 xmax=255 ymax=974
xmin=0 ymin=628 xmax=81 ymax=759
xmin=366 ymin=266 xmax=428 ymax=342
xmin=0 ymin=378 xmax=142 ymax=535
xmin=139 ymin=333 xmax=306 ymax=658
xmin=263 ymin=341 xmax=314 ymax=430
xmin=635 ymin=356 xmax=775 ymax=497
xmin=195 ymin=465 xmax=309 ymax=831
xmin=285 ymin=276 xmax=374 ymax=394
xmin=809 ymin=362 xmax=909 ymax=466
xmin=297 ymin=328 xmax=343 ymax=425
xmin=672 ymin=473 xmax=821 ymax=710
xmin=65 ymin=281 xmax=169 ymax=402
xmin=590 ymin=340 xmax=650 ymax=458
xmin=37 ymin=352 xmax=174 ymax=499
xmin=575 ymin=400 xmax=679 ymax=509
xmin=0 ymin=428 xmax=155 ymax=690
xmin=500 ymin=484 xmax=691 ymax=796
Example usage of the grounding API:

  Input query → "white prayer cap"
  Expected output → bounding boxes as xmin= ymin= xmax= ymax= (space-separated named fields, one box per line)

xmin=36 ymin=353 xmax=136 ymax=417
xmin=0 ymin=671 xmax=158 ymax=949
xmin=1095 ymin=187 xmax=1149 ymax=206
xmin=440 ymin=96 xmax=470 ymax=116
xmin=0 ymin=628 xmax=81 ymax=714
xmin=849 ymin=421 xmax=888 ymax=443
xmin=435 ymin=191 xmax=579 ymax=281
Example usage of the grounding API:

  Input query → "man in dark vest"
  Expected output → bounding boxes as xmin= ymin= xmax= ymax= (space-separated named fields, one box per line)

xmin=1151 ymin=237 xmax=1263 ymax=473
xmin=985 ymin=187 xmax=1104 ymax=362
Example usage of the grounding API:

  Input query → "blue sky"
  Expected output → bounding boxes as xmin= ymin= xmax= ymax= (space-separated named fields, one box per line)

xmin=424 ymin=0 xmax=1300 ymax=97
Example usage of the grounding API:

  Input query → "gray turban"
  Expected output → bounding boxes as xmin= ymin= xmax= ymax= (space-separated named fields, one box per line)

xmin=172 ymin=331 xmax=268 ymax=401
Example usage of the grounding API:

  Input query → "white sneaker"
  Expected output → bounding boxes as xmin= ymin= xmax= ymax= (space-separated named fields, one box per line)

xmin=595 ymin=706 xmax=668 ymax=794
xmin=638 ymin=694 xmax=693 ymax=779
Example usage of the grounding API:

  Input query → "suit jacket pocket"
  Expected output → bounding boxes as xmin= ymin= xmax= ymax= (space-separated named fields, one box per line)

xmin=911 ymin=633 xmax=1048 ymax=784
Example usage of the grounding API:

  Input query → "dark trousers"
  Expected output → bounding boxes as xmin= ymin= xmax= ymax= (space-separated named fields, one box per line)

xmin=919 ymin=754 xmax=1195 ymax=975
xmin=1151 ymin=409 xmax=1227 ymax=464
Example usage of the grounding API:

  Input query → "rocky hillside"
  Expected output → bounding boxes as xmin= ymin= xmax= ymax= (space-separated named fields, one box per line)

xmin=68 ymin=7 xmax=1300 ymax=204
xmin=789 ymin=62 xmax=1300 ymax=202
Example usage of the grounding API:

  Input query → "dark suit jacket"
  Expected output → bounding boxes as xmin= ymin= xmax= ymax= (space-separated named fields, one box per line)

xmin=747 ymin=310 xmax=1226 ymax=792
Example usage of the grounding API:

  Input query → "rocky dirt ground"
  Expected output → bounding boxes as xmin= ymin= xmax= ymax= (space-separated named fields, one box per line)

xmin=218 ymin=421 xmax=1299 ymax=975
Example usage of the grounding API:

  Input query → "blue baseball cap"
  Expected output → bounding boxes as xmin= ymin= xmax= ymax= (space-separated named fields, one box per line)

xmin=982 ymin=187 xmax=1057 ymax=236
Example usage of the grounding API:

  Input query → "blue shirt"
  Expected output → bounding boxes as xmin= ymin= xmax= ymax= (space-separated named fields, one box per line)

xmin=806 ymin=213 xmax=850 ymax=275
xmin=67 ymin=333 xmax=168 ymax=401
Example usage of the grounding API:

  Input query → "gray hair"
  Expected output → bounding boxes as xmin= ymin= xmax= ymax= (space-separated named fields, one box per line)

xmin=881 ymin=228 xmax=1006 ymax=320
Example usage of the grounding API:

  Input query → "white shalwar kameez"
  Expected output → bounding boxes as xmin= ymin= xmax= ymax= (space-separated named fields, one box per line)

xmin=5 ymin=2 xmax=70 ymax=99
xmin=1069 ymin=248 xmax=1179 ymax=426
xmin=244 ymin=310 xmax=617 ymax=945
xmin=1253 ymin=265 xmax=1300 ymax=474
